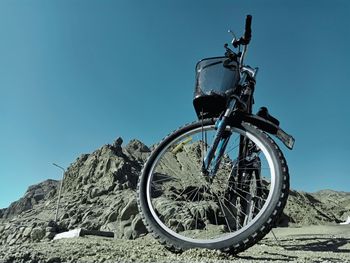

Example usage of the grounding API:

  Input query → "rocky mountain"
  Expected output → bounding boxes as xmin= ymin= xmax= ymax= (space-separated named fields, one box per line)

xmin=0 ymin=137 xmax=150 ymax=247
xmin=0 ymin=136 xmax=349 ymax=247
xmin=280 ymin=190 xmax=350 ymax=226
xmin=313 ymin=189 xmax=350 ymax=213
xmin=1 ymin=179 xmax=59 ymax=219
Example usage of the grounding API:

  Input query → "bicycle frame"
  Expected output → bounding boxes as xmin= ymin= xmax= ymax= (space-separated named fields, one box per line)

xmin=202 ymin=61 xmax=294 ymax=178
xmin=202 ymin=66 xmax=257 ymax=178
xmin=201 ymin=14 xmax=295 ymax=178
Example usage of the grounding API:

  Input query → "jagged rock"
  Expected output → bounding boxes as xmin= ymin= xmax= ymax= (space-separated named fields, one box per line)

xmin=120 ymin=199 xmax=138 ymax=221
xmin=113 ymin=137 xmax=123 ymax=149
xmin=282 ymin=189 xmax=349 ymax=226
xmin=2 ymin=179 xmax=59 ymax=219
xmin=107 ymin=211 xmax=118 ymax=223
xmin=7 ymin=232 xmax=18 ymax=246
xmin=44 ymin=231 xmax=56 ymax=240
xmin=125 ymin=139 xmax=149 ymax=153
xmin=124 ymin=139 xmax=151 ymax=163
xmin=47 ymin=256 xmax=61 ymax=263
xmin=123 ymin=226 xmax=134 ymax=240
xmin=1 ymin=135 xmax=350 ymax=248
xmin=30 ymin=227 xmax=45 ymax=241
xmin=107 ymin=216 xmax=134 ymax=239
xmin=22 ymin=227 xmax=33 ymax=237
xmin=89 ymin=187 xmax=107 ymax=199
xmin=0 ymin=208 xmax=4 ymax=218
xmin=131 ymin=214 xmax=147 ymax=237
xmin=46 ymin=226 xmax=56 ymax=233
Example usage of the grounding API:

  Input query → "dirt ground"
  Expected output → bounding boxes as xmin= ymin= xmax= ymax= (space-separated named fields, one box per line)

xmin=0 ymin=225 xmax=349 ymax=263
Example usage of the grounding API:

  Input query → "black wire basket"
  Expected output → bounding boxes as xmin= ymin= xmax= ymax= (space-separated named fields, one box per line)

xmin=193 ymin=56 xmax=240 ymax=119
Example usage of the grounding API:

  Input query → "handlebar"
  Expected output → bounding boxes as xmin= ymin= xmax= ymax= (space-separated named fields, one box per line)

xmin=233 ymin=15 xmax=253 ymax=48
xmin=244 ymin=15 xmax=252 ymax=44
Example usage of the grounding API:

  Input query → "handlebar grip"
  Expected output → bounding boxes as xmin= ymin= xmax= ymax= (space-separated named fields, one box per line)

xmin=244 ymin=15 xmax=252 ymax=43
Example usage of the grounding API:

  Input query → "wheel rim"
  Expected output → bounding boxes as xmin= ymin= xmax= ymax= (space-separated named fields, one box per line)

xmin=146 ymin=125 xmax=276 ymax=244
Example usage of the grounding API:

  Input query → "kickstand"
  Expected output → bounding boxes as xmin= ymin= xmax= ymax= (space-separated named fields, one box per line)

xmin=270 ymin=229 xmax=282 ymax=247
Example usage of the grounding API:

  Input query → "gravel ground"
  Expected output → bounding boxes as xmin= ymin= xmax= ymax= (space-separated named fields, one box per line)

xmin=1 ymin=225 xmax=349 ymax=263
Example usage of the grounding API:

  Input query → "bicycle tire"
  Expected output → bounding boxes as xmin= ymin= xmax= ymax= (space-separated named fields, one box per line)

xmin=137 ymin=119 xmax=289 ymax=254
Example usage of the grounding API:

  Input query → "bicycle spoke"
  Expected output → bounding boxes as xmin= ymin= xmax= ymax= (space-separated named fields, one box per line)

xmin=214 ymin=191 xmax=233 ymax=232
xmin=142 ymin=122 xmax=284 ymax=244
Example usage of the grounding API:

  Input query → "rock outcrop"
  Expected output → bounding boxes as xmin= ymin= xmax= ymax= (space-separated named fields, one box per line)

xmin=280 ymin=190 xmax=350 ymax=226
xmin=0 ymin=136 xmax=349 ymax=247
xmin=1 ymin=179 xmax=59 ymax=219
xmin=0 ymin=137 xmax=150 ymax=246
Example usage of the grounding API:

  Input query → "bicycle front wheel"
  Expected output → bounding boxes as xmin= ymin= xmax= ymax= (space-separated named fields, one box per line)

xmin=137 ymin=119 xmax=289 ymax=253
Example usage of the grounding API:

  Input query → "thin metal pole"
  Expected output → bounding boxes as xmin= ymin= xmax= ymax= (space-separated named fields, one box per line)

xmin=53 ymin=163 xmax=66 ymax=222
xmin=271 ymin=229 xmax=281 ymax=247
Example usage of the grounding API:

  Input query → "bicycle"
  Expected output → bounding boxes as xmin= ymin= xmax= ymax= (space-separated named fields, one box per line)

xmin=137 ymin=15 xmax=295 ymax=254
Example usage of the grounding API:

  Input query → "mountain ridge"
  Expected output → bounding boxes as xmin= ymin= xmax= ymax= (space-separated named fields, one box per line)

xmin=0 ymin=136 xmax=349 ymax=247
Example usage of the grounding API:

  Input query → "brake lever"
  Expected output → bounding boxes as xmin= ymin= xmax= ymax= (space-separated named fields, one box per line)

xmin=228 ymin=30 xmax=237 ymax=45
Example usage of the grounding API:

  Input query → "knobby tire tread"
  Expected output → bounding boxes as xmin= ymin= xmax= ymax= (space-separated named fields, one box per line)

xmin=136 ymin=120 xmax=289 ymax=254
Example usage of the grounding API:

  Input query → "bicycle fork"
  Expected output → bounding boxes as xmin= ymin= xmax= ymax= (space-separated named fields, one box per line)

xmin=202 ymin=102 xmax=236 ymax=178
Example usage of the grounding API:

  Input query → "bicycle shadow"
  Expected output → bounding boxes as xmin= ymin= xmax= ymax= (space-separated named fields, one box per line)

xmin=237 ymin=253 xmax=298 ymax=262
xmin=237 ymin=237 xmax=350 ymax=262
xmin=280 ymin=237 xmax=350 ymax=253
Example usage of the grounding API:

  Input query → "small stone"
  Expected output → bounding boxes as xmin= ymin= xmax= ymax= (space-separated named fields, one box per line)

xmin=60 ymin=213 xmax=69 ymax=220
xmin=68 ymin=209 xmax=75 ymax=217
xmin=8 ymin=236 xmax=18 ymax=246
xmin=113 ymin=137 xmax=123 ymax=148
xmin=107 ymin=211 xmax=118 ymax=223
xmin=123 ymin=226 xmax=133 ymax=240
xmin=46 ymin=226 xmax=56 ymax=233
xmin=31 ymin=227 xmax=45 ymax=241
xmin=45 ymin=231 xmax=56 ymax=240
xmin=120 ymin=199 xmax=138 ymax=221
xmin=80 ymin=196 xmax=88 ymax=204
xmin=47 ymin=220 xmax=58 ymax=228
xmin=114 ymin=183 xmax=122 ymax=191
xmin=122 ymin=181 xmax=132 ymax=190
xmin=131 ymin=215 xmax=147 ymax=236
xmin=18 ymin=227 xmax=25 ymax=235
xmin=47 ymin=257 xmax=61 ymax=263
xmin=89 ymin=187 xmax=106 ymax=198
xmin=6 ymin=232 xmax=16 ymax=243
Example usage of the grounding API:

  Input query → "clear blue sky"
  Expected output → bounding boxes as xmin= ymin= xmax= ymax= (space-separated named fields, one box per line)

xmin=1 ymin=0 xmax=349 ymax=209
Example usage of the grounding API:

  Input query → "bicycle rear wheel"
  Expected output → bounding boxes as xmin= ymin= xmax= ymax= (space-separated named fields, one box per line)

xmin=137 ymin=119 xmax=289 ymax=253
